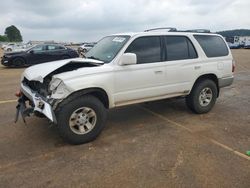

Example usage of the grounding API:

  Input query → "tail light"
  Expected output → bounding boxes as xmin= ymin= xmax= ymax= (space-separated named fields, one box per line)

xmin=232 ymin=60 xmax=236 ymax=73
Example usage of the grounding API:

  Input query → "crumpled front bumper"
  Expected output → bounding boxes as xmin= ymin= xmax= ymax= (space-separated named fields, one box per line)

xmin=17 ymin=83 xmax=57 ymax=123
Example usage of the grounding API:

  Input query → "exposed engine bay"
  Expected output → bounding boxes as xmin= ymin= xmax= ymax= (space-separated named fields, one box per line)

xmin=22 ymin=61 xmax=103 ymax=98
xmin=16 ymin=60 xmax=104 ymax=123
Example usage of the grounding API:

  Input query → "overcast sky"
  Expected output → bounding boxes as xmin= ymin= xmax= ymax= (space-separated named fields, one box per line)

xmin=0 ymin=0 xmax=249 ymax=42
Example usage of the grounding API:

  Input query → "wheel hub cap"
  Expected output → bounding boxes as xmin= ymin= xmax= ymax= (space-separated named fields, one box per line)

xmin=69 ymin=107 xmax=97 ymax=135
xmin=199 ymin=87 xmax=213 ymax=107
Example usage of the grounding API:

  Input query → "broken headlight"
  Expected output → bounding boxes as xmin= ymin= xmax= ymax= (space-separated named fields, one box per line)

xmin=49 ymin=78 xmax=62 ymax=92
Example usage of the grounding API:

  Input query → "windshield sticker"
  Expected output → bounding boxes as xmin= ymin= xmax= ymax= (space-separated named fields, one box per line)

xmin=112 ymin=37 xmax=126 ymax=43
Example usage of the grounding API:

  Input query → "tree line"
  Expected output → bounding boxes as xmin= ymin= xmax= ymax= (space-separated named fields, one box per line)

xmin=216 ymin=29 xmax=250 ymax=37
xmin=0 ymin=25 xmax=23 ymax=42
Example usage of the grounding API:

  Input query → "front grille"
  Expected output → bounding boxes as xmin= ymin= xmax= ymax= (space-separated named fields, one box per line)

xmin=23 ymin=77 xmax=40 ymax=91
xmin=22 ymin=77 xmax=48 ymax=97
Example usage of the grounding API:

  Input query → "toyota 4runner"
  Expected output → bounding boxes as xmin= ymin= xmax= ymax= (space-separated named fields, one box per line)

xmin=15 ymin=28 xmax=235 ymax=144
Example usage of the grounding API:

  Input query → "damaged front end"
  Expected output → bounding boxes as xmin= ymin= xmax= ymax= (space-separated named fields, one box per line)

xmin=15 ymin=58 xmax=104 ymax=124
xmin=15 ymin=82 xmax=58 ymax=124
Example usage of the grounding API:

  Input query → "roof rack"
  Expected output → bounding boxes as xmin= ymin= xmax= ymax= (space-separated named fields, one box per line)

xmin=144 ymin=27 xmax=211 ymax=33
xmin=178 ymin=29 xmax=211 ymax=33
xmin=144 ymin=27 xmax=177 ymax=32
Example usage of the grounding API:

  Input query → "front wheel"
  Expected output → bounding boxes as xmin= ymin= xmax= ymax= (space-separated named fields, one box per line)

xmin=56 ymin=95 xmax=108 ymax=144
xmin=12 ymin=57 xmax=26 ymax=67
xmin=186 ymin=79 xmax=218 ymax=114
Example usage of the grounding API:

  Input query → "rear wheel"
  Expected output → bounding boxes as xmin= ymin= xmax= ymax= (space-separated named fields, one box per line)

xmin=12 ymin=57 xmax=26 ymax=67
xmin=56 ymin=95 xmax=108 ymax=144
xmin=186 ymin=79 xmax=217 ymax=114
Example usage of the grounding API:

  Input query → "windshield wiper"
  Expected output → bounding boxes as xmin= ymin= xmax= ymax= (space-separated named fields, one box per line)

xmin=87 ymin=56 xmax=101 ymax=61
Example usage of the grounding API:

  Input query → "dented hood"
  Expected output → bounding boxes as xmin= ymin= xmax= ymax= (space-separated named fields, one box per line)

xmin=23 ymin=58 xmax=104 ymax=82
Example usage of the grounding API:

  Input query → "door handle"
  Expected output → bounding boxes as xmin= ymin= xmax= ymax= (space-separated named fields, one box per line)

xmin=194 ymin=66 xmax=201 ymax=70
xmin=154 ymin=70 xmax=163 ymax=74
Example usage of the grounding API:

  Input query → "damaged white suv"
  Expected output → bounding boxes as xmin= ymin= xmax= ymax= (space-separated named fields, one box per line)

xmin=16 ymin=28 xmax=235 ymax=144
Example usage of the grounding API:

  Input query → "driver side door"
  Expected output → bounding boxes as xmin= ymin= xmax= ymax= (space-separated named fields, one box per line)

xmin=113 ymin=36 xmax=166 ymax=106
xmin=27 ymin=44 xmax=48 ymax=64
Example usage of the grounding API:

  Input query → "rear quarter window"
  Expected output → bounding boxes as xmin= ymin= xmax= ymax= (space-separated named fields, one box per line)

xmin=194 ymin=35 xmax=229 ymax=57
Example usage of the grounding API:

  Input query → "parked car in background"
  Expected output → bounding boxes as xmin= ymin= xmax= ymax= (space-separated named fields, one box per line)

xmin=78 ymin=43 xmax=95 ymax=55
xmin=227 ymin=42 xmax=240 ymax=49
xmin=2 ymin=43 xmax=16 ymax=51
xmin=1 ymin=43 xmax=31 ymax=52
xmin=1 ymin=44 xmax=79 ymax=67
xmin=244 ymin=41 xmax=250 ymax=49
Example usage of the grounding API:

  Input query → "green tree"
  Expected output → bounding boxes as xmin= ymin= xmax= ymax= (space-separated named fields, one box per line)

xmin=4 ymin=25 xmax=23 ymax=42
xmin=0 ymin=35 xmax=8 ymax=42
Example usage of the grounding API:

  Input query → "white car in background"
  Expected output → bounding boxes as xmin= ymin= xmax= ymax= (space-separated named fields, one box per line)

xmin=244 ymin=41 xmax=250 ymax=49
xmin=3 ymin=43 xmax=28 ymax=52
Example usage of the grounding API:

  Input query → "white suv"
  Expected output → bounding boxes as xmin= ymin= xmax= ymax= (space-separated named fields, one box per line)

xmin=16 ymin=28 xmax=235 ymax=144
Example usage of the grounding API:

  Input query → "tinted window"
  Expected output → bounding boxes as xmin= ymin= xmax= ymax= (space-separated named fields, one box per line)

xmin=47 ymin=45 xmax=65 ymax=50
xmin=47 ymin=45 xmax=57 ymax=50
xmin=165 ymin=36 xmax=197 ymax=61
xmin=125 ymin=36 xmax=161 ymax=64
xmin=32 ymin=45 xmax=46 ymax=52
xmin=194 ymin=35 xmax=229 ymax=57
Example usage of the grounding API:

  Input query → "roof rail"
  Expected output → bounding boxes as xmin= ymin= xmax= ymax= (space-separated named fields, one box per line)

xmin=144 ymin=27 xmax=177 ymax=32
xmin=179 ymin=29 xmax=211 ymax=33
xmin=144 ymin=27 xmax=211 ymax=33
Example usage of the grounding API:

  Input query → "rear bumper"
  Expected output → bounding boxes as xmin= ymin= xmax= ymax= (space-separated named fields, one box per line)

xmin=20 ymin=83 xmax=57 ymax=123
xmin=218 ymin=76 xmax=234 ymax=88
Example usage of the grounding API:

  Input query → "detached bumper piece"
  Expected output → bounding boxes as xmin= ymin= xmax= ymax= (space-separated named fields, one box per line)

xmin=15 ymin=83 xmax=57 ymax=124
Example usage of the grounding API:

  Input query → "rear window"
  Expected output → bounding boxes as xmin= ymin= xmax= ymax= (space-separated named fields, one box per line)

xmin=194 ymin=35 xmax=229 ymax=57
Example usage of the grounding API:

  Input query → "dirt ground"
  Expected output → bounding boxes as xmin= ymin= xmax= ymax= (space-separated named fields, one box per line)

xmin=0 ymin=49 xmax=249 ymax=188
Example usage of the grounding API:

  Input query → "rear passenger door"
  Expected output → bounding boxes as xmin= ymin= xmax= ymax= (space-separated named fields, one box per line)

xmin=46 ymin=45 xmax=65 ymax=61
xmin=113 ymin=36 xmax=166 ymax=105
xmin=163 ymin=36 xmax=199 ymax=94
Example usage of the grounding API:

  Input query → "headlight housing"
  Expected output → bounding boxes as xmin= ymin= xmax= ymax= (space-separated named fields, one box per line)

xmin=49 ymin=78 xmax=62 ymax=92
xmin=49 ymin=78 xmax=71 ymax=99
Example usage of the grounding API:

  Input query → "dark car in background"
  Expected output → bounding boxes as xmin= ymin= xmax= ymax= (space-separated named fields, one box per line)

xmin=1 ymin=44 xmax=79 ymax=67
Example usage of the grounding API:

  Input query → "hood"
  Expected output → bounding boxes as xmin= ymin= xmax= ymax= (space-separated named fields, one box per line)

xmin=5 ymin=51 xmax=26 ymax=56
xmin=23 ymin=58 xmax=104 ymax=82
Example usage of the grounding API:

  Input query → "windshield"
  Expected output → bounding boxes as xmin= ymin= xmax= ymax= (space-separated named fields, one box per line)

xmin=85 ymin=35 xmax=130 ymax=63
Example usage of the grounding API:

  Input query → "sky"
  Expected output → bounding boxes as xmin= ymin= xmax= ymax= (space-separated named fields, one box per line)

xmin=0 ymin=0 xmax=249 ymax=42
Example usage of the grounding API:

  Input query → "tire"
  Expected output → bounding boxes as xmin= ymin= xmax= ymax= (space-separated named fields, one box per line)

xmin=7 ymin=48 xmax=12 ymax=52
xmin=12 ymin=57 xmax=26 ymax=67
xmin=56 ymin=95 xmax=108 ymax=145
xmin=186 ymin=79 xmax=217 ymax=114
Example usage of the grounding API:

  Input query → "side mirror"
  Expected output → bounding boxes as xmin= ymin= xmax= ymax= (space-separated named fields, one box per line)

xmin=120 ymin=53 xmax=137 ymax=65
xmin=29 ymin=50 xmax=34 ymax=54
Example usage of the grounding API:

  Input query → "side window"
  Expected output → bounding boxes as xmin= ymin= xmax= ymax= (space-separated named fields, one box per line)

xmin=125 ymin=36 xmax=161 ymax=64
xmin=32 ymin=45 xmax=46 ymax=52
xmin=58 ymin=45 xmax=66 ymax=50
xmin=165 ymin=36 xmax=197 ymax=61
xmin=194 ymin=35 xmax=229 ymax=57
xmin=47 ymin=45 xmax=57 ymax=51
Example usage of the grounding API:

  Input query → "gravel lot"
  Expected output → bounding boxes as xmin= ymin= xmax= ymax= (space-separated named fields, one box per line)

xmin=0 ymin=49 xmax=249 ymax=187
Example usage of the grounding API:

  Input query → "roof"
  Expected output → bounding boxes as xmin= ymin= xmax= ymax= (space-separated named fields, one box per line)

xmin=110 ymin=31 xmax=220 ymax=38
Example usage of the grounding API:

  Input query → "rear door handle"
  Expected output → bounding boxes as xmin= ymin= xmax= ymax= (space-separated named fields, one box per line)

xmin=194 ymin=66 xmax=201 ymax=70
xmin=154 ymin=70 xmax=163 ymax=74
